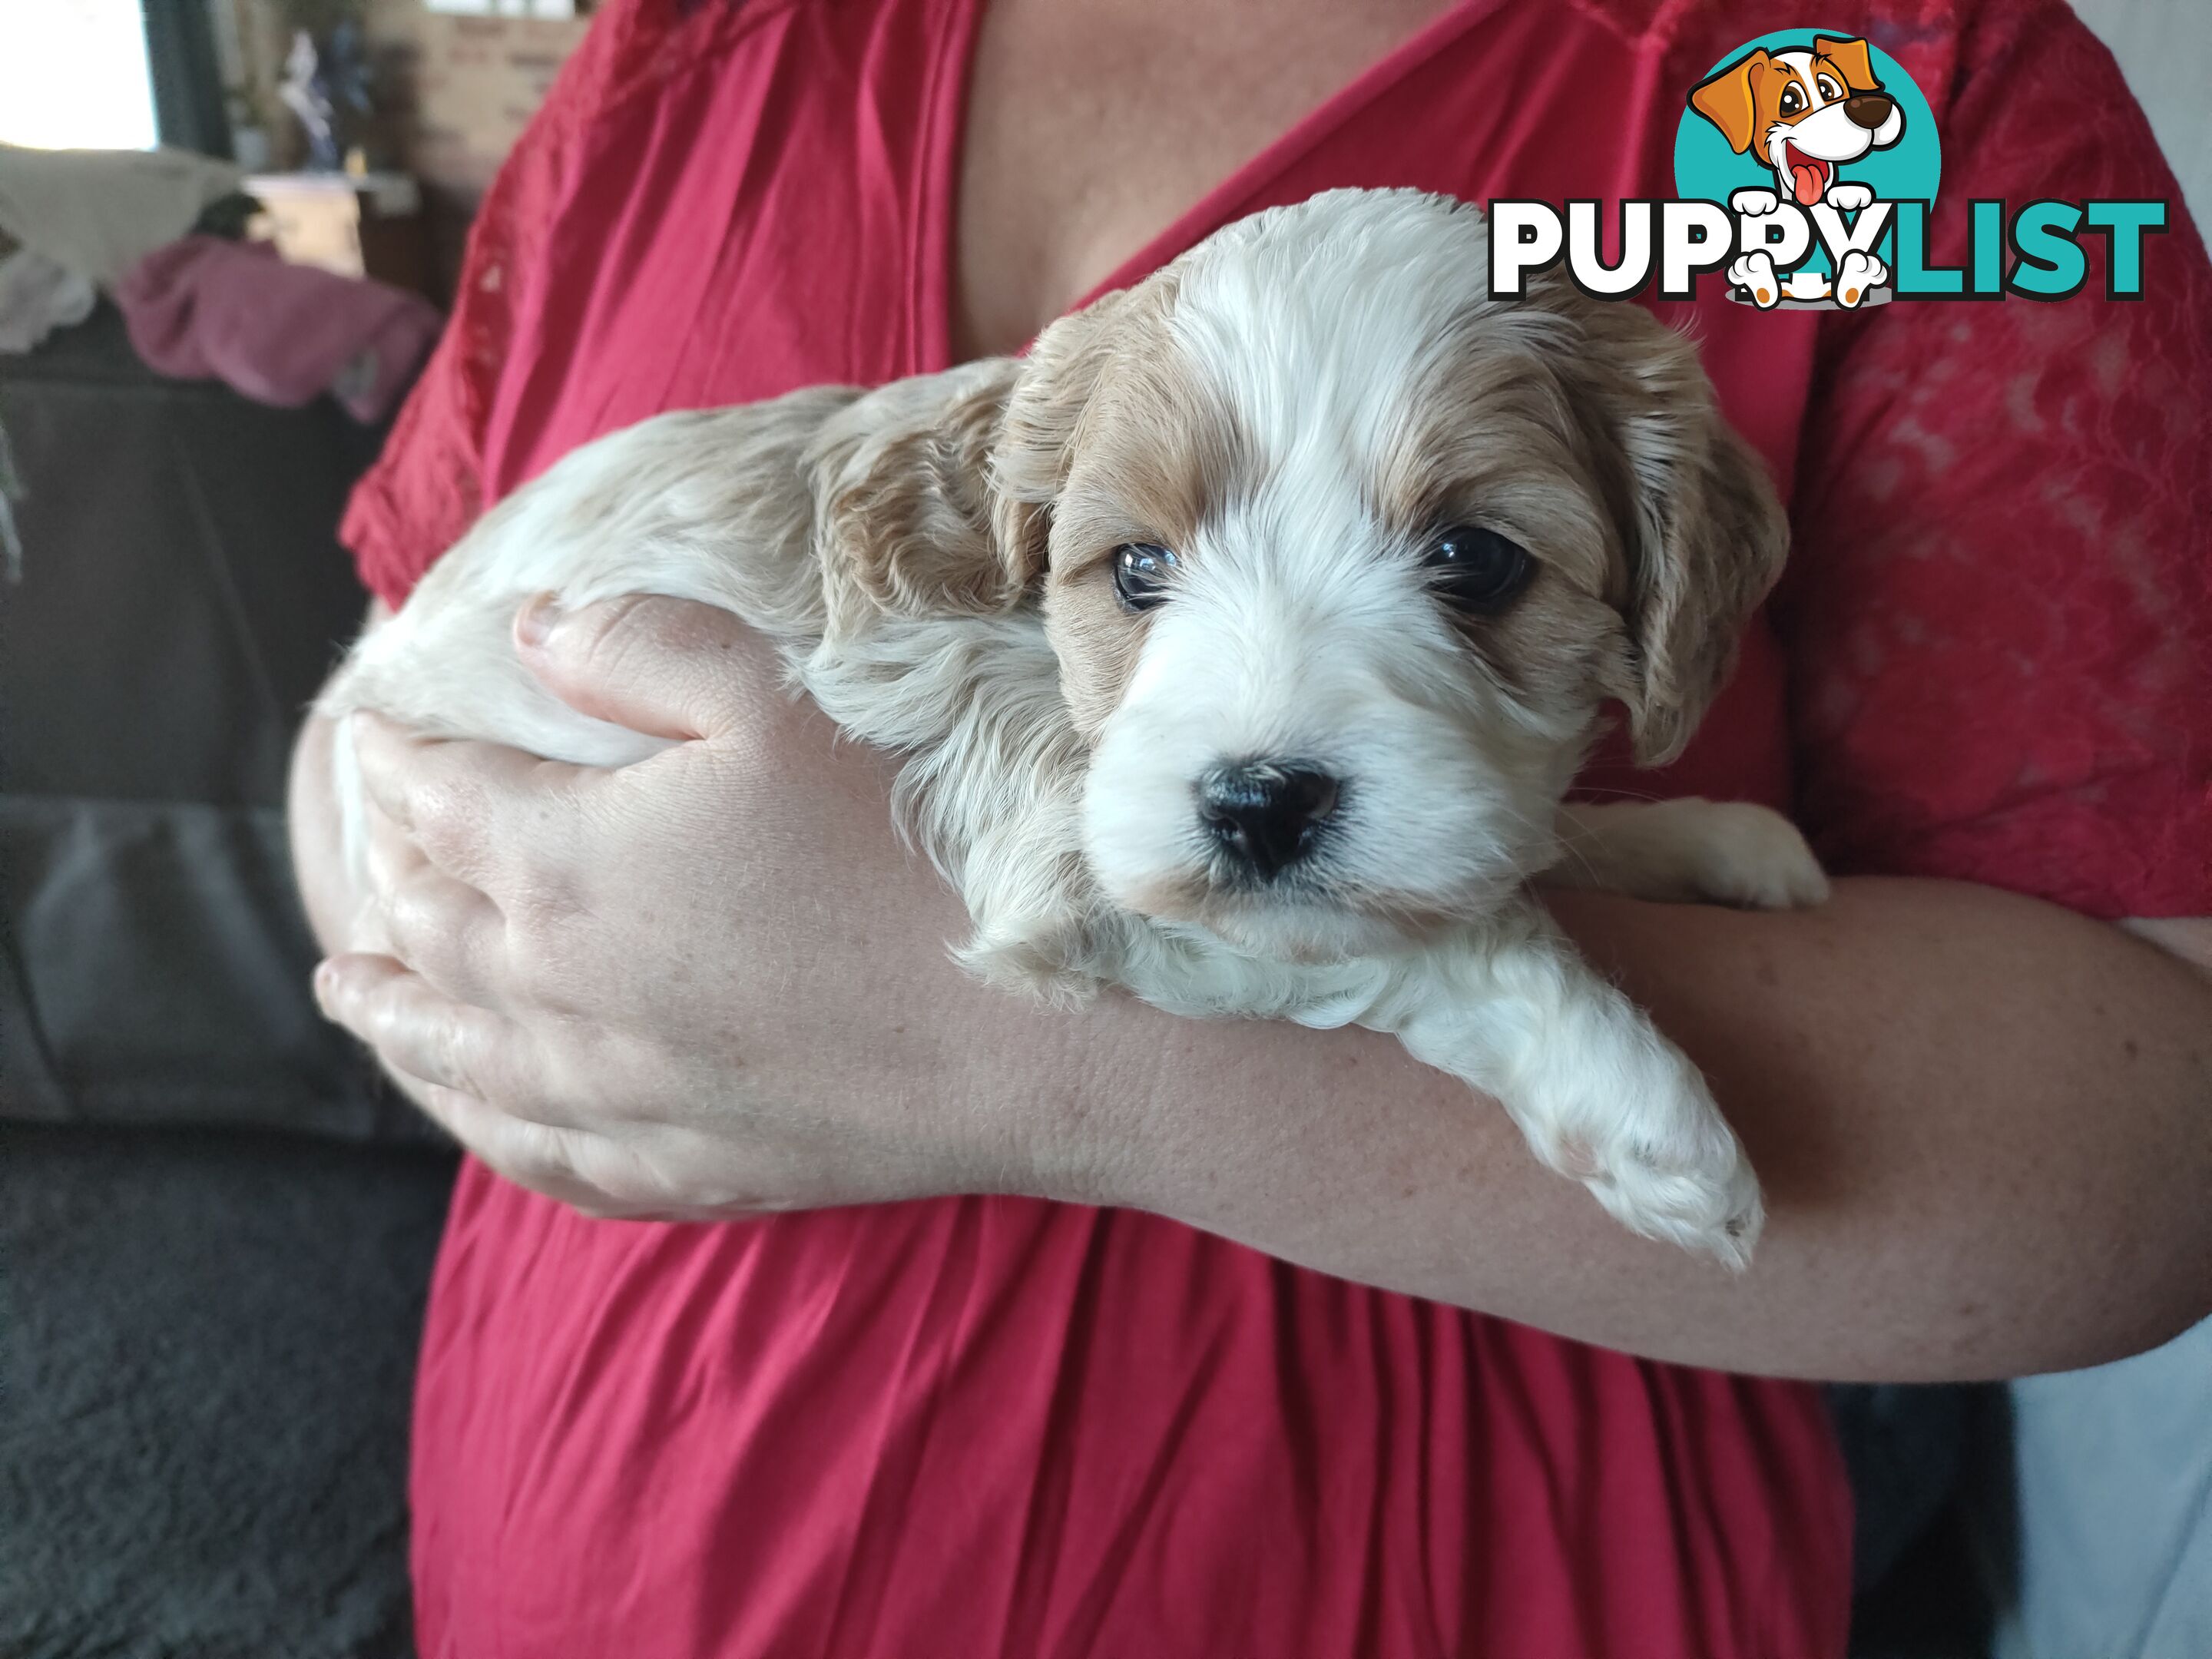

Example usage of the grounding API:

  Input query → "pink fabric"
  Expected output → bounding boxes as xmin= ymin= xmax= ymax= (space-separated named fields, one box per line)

xmin=116 ymin=235 xmax=439 ymax=422
xmin=338 ymin=0 xmax=2210 ymax=1654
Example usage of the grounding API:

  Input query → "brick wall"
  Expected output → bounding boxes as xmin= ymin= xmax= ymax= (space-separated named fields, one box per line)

xmin=228 ymin=0 xmax=593 ymax=299
xmin=362 ymin=0 xmax=591 ymax=294
xmin=360 ymin=0 xmax=591 ymax=202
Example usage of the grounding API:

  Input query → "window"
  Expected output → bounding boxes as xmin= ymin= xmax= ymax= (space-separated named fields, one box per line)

xmin=0 ymin=0 xmax=159 ymax=151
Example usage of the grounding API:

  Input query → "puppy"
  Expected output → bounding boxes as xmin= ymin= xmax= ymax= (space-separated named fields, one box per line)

xmin=323 ymin=189 xmax=1826 ymax=1264
xmin=1690 ymin=35 xmax=1905 ymax=309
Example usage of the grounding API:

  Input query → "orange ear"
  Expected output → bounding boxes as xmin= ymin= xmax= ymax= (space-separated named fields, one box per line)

xmin=813 ymin=357 xmax=1033 ymax=637
xmin=1813 ymin=36 xmax=1880 ymax=93
xmin=1689 ymin=49 xmax=1766 ymax=154
xmin=1556 ymin=301 xmax=1792 ymax=766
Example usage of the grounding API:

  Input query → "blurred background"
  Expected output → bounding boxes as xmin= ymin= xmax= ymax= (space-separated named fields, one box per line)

xmin=0 ymin=4 xmax=2203 ymax=1657
xmin=2 ymin=1 xmax=2200 ymax=298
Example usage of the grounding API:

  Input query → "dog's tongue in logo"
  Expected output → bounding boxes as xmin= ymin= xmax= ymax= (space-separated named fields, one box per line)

xmin=1784 ymin=143 xmax=1829 ymax=205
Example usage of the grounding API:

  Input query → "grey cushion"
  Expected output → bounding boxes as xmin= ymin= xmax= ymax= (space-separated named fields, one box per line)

xmin=0 ymin=1122 xmax=454 ymax=1659
xmin=0 ymin=300 xmax=421 ymax=1141
xmin=0 ymin=794 xmax=430 ymax=1141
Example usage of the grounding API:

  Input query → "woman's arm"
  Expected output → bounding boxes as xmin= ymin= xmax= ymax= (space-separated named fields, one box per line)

xmin=295 ymin=594 xmax=2212 ymax=1384
xmin=1081 ymin=877 xmax=2211 ymax=1382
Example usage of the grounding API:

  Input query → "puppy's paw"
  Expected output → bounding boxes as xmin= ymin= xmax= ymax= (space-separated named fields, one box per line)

xmin=955 ymin=924 xmax=1099 ymax=1008
xmin=1415 ymin=930 xmax=1767 ymax=1266
xmin=1729 ymin=187 xmax=1783 ymax=218
xmin=1678 ymin=801 xmax=1831 ymax=910
xmin=1833 ymin=248 xmax=1889 ymax=308
xmin=1553 ymin=798 xmax=1829 ymax=909
xmin=1727 ymin=251 xmax=1781 ymax=308
xmin=1824 ymin=181 xmax=1876 ymax=213
xmin=1570 ymin=1058 xmax=1764 ymax=1270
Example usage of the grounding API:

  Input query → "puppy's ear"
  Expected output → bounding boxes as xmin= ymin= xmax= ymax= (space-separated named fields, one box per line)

xmin=814 ymin=357 xmax=1031 ymax=631
xmin=1564 ymin=301 xmax=1791 ymax=766
xmin=988 ymin=286 xmax=1139 ymax=575
xmin=1813 ymin=36 xmax=1880 ymax=94
xmin=1689 ymin=49 xmax=1767 ymax=154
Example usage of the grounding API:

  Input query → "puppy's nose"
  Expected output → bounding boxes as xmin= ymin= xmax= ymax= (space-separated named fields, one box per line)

xmin=1199 ymin=761 xmax=1340 ymax=880
xmin=1843 ymin=92 xmax=1894 ymax=129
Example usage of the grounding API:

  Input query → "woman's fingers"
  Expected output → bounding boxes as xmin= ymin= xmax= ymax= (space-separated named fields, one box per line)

xmin=314 ymin=955 xmax=650 ymax=1213
xmin=356 ymin=787 xmax=510 ymax=1003
xmin=316 ymin=953 xmax=544 ymax=1114
xmin=515 ymin=593 xmax=776 ymax=742
xmin=350 ymin=710 xmax=588 ymax=891
xmin=380 ymin=861 xmax=511 ymax=1008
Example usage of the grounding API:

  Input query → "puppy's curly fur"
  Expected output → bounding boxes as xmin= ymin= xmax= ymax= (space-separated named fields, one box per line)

xmin=324 ymin=190 xmax=1829 ymax=1262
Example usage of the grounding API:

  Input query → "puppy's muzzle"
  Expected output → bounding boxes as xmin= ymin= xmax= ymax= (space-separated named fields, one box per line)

xmin=1199 ymin=760 xmax=1342 ymax=882
xmin=1843 ymin=92 xmax=1895 ymax=130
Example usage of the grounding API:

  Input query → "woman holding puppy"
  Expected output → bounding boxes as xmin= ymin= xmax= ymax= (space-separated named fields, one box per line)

xmin=290 ymin=0 xmax=2212 ymax=1653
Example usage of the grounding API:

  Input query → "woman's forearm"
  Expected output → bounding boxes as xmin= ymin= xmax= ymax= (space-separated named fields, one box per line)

xmin=306 ymin=667 xmax=2209 ymax=1379
xmin=1063 ymin=877 xmax=2212 ymax=1382
xmin=303 ymin=598 xmax=2209 ymax=1381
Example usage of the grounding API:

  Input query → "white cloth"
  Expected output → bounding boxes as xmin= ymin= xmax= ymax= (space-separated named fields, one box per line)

xmin=0 ymin=247 xmax=96 ymax=352
xmin=1992 ymin=1314 xmax=2212 ymax=1659
xmin=0 ymin=145 xmax=243 ymax=288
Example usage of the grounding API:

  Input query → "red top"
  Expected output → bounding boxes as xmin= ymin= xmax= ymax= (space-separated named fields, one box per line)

xmin=343 ymin=2 xmax=2212 ymax=1654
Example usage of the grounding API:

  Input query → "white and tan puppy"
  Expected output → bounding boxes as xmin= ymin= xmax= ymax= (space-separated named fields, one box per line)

xmin=324 ymin=189 xmax=1826 ymax=1264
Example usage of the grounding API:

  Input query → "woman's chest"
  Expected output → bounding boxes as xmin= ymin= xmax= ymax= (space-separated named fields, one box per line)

xmin=480 ymin=0 xmax=1716 ymax=489
xmin=472 ymin=0 xmax=1806 ymax=808
xmin=949 ymin=0 xmax=1459 ymax=359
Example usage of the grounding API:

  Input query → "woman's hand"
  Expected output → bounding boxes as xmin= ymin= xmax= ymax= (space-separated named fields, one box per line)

xmin=310 ymin=596 xmax=1096 ymax=1219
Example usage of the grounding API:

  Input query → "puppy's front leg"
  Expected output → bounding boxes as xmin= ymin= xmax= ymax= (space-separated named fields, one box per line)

xmin=1376 ymin=909 xmax=1763 ymax=1265
xmin=1545 ymin=798 xmax=1829 ymax=909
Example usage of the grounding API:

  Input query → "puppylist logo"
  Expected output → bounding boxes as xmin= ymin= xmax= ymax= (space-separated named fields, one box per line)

xmin=1490 ymin=28 xmax=2168 ymax=309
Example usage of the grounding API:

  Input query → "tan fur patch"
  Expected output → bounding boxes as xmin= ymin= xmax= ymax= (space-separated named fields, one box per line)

xmin=1689 ymin=48 xmax=1770 ymax=155
xmin=1545 ymin=287 xmax=1790 ymax=763
xmin=1363 ymin=283 xmax=1784 ymax=760
xmin=811 ymin=358 xmax=1028 ymax=637
xmin=1366 ymin=302 xmax=1629 ymax=717
xmin=1002 ymin=276 xmax=1260 ymax=738
xmin=1043 ymin=571 xmax=1151 ymax=738
xmin=1813 ymin=36 xmax=1881 ymax=95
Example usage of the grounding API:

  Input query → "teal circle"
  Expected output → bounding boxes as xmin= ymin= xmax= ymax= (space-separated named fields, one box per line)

xmin=1673 ymin=29 xmax=1940 ymax=274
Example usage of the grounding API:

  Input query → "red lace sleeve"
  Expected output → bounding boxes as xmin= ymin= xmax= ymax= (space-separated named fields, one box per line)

xmin=1777 ymin=2 xmax=2212 ymax=920
xmin=338 ymin=0 xmax=703 ymax=608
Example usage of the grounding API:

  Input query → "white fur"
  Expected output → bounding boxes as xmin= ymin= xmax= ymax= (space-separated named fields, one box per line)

xmin=1084 ymin=205 xmax=1590 ymax=963
xmin=322 ymin=191 xmax=1827 ymax=1264
xmin=1833 ymin=247 xmax=1889 ymax=307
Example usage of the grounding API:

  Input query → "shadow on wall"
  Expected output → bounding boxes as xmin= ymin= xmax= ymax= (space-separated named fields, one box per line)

xmin=2068 ymin=0 xmax=2211 ymax=227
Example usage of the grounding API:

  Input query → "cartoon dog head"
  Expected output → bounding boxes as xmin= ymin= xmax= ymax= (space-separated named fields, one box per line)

xmin=1690 ymin=36 xmax=1904 ymax=206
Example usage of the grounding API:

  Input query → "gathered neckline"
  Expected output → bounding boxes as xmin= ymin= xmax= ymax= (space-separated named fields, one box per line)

xmin=914 ymin=0 xmax=1518 ymax=369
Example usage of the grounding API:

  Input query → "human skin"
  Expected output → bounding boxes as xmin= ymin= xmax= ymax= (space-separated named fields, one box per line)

xmin=290 ymin=593 xmax=2212 ymax=1385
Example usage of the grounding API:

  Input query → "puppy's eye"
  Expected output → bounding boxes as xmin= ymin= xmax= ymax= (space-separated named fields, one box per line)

xmin=1422 ymin=526 xmax=1532 ymax=613
xmin=1779 ymin=83 xmax=1805 ymax=115
xmin=1112 ymin=542 xmax=1177 ymax=611
xmin=1816 ymin=75 xmax=1843 ymax=102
